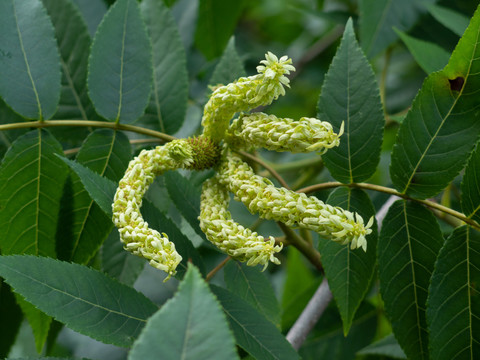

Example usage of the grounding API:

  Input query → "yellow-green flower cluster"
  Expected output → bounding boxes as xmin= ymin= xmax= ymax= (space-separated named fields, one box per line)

xmin=199 ymin=177 xmax=282 ymax=269
xmin=202 ymin=52 xmax=295 ymax=142
xmin=226 ymin=113 xmax=344 ymax=154
xmin=217 ymin=152 xmax=373 ymax=251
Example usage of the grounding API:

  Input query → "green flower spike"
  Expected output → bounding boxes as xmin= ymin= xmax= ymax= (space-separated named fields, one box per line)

xmin=199 ymin=176 xmax=283 ymax=269
xmin=218 ymin=151 xmax=373 ymax=251
xmin=227 ymin=112 xmax=344 ymax=154
xmin=202 ymin=52 xmax=295 ymax=142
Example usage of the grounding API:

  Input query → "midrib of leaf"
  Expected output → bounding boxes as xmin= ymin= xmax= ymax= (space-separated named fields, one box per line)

xmin=467 ymin=227 xmax=473 ymax=359
xmin=180 ymin=293 xmax=195 ymax=360
xmin=60 ymin=57 xmax=88 ymax=120
xmin=13 ymin=0 xmax=42 ymax=120
xmin=35 ymin=129 xmax=42 ymax=255
xmin=3 ymin=262 xmax=148 ymax=322
xmin=346 ymin=45 xmax=353 ymax=184
xmin=364 ymin=0 xmax=393 ymax=56
xmin=345 ymin=192 xmax=352 ymax=321
xmin=151 ymin=51 xmax=165 ymax=133
xmin=115 ymin=2 xmax=129 ymax=123
xmin=403 ymin=26 xmax=480 ymax=194
xmin=403 ymin=201 xmax=425 ymax=358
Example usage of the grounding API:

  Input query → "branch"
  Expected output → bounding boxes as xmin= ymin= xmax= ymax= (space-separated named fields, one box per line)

xmin=286 ymin=277 xmax=332 ymax=350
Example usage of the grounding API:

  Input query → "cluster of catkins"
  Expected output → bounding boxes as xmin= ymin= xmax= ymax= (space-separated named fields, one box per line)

xmin=112 ymin=52 xmax=373 ymax=279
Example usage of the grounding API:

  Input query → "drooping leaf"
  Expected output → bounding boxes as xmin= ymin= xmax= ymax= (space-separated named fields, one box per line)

xmin=0 ymin=0 xmax=61 ymax=120
xmin=209 ymin=37 xmax=246 ymax=88
xmin=396 ymin=29 xmax=450 ymax=74
xmin=88 ymin=0 xmax=152 ymax=123
xmin=0 ymin=130 xmax=68 ymax=257
xmin=140 ymin=0 xmax=188 ymax=134
xmin=319 ymin=19 xmax=384 ymax=184
xmin=461 ymin=144 xmax=480 ymax=224
xmin=223 ymin=261 xmax=280 ymax=326
xmin=378 ymin=200 xmax=444 ymax=360
xmin=428 ymin=4 xmax=470 ymax=37
xmin=427 ymin=226 xmax=480 ymax=360
xmin=0 ymin=255 xmax=158 ymax=347
xmin=164 ymin=171 xmax=206 ymax=240
xmin=357 ymin=333 xmax=407 ymax=359
xmin=359 ymin=0 xmax=435 ymax=58
xmin=0 ymin=280 xmax=23 ymax=358
xmin=319 ymin=187 xmax=377 ymax=335
xmin=72 ymin=0 xmax=107 ymax=37
xmin=195 ymin=0 xmax=245 ymax=59
xmin=211 ymin=285 xmax=301 ymax=360
xmin=129 ymin=265 xmax=239 ymax=360
xmin=57 ymin=130 xmax=131 ymax=263
xmin=390 ymin=6 xmax=480 ymax=199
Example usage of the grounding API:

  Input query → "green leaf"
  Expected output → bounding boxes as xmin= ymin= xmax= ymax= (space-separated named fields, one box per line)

xmin=0 ymin=98 xmax=27 ymax=158
xmin=0 ymin=0 xmax=61 ymax=120
xmin=378 ymin=200 xmax=444 ymax=360
xmin=164 ymin=171 xmax=206 ymax=240
xmin=102 ymin=229 xmax=145 ymax=286
xmin=211 ymin=285 xmax=301 ymax=360
xmin=390 ymin=6 xmax=480 ymax=199
xmin=142 ymin=200 xmax=206 ymax=279
xmin=319 ymin=188 xmax=377 ymax=335
xmin=57 ymin=130 xmax=131 ymax=263
xmin=140 ymin=0 xmax=188 ymax=134
xmin=319 ymin=19 xmax=384 ymax=184
xmin=195 ymin=0 xmax=245 ymax=59
xmin=428 ymin=4 xmax=470 ymax=37
xmin=461 ymin=144 xmax=480 ymax=224
xmin=0 ymin=255 xmax=158 ymax=347
xmin=396 ymin=29 xmax=450 ymax=74
xmin=359 ymin=0 xmax=435 ymax=58
xmin=88 ymin=0 xmax=152 ymax=123
xmin=42 ymin=0 xmax=97 ymax=121
xmin=357 ymin=333 xmax=407 ymax=359
xmin=223 ymin=261 xmax=280 ymax=326
xmin=130 ymin=265 xmax=239 ymax=360
xmin=59 ymin=156 xmax=117 ymax=217
xmin=427 ymin=226 xmax=480 ymax=359
xmin=209 ymin=37 xmax=246 ymax=88
xmin=0 ymin=130 xmax=68 ymax=256
xmin=0 ymin=280 xmax=23 ymax=358
xmin=72 ymin=0 xmax=107 ymax=37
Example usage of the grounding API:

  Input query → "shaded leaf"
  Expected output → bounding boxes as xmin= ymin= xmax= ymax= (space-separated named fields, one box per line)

xmin=428 ymin=4 xmax=470 ymax=37
xmin=0 ymin=130 xmax=68 ymax=257
xmin=0 ymin=255 xmax=158 ymax=347
xmin=211 ymin=285 xmax=301 ymax=360
xmin=130 ymin=265 xmax=239 ymax=360
xmin=0 ymin=99 xmax=28 ymax=158
xmin=72 ymin=0 xmax=107 ymax=37
xmin=140 ymin=0 xmax=188 ymax=134
xmin=224 ymin=261 xmax=280 ymax=326
xmin=88 ymin=0 xmax=152 ymax=123
xmin=427 ymin=226 xmax=480 ymax=360
xmin=357 ymin=333 xmax=407 ymax=359
xmin=390 ymin=6 xmax=480 ymax=199
xmin=461 ymin=144 xmax=480 ymax=224
xmin=209 ymin=37 xmax=246 ymax=88
xmin=319 ymin=19 xmax=384 ymax=183
xmin=378 ymin=200 xmax=443 ymax=360
xmin=195 ymin=0 xmax=245 ymax=59
xmin=0 ymin=280 xmax=23 ymax=358
xmin=319 ymin=188 xmax=377 ymax=335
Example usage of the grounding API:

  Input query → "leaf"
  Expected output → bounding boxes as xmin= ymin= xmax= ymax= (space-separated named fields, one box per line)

xmin=359 ymin=0 xmax=435 ymax=58
xmin=0 ymin=130 xmax=68 ymax=256
xmin=396 ymin=29 xmax=450 ymax=74
xmin=0 ymin=98 xmax=27 ymax=158
xmin=461 ymin=144 xmax=480 ymax=224
xmin=209 ymin=37 xmax=246 ymax=88
xmin=72 ymin=0 xmax=107 ymax=37
xmin=129 ymin=265 xmax=239 ymax=360
xmin=0 ymin=0 xmax=61 ymax=120
xmin=140 ymin=0 xmax=188 ymax=134
xmin=390 ymin=6 xmax=480 ymax=199
xmin=427 ymin=226 xmax=480 ymax=359
xmin=195 ymin=0 xmax=245 ymax=59
xmin=87 ymin=0 xmax=152 ymax=123
xmin=357 ymin=333 xmax=407 ymax=359
xmin=0 ymin=280 xmax=23 ymax=358
xmin=318 ymin=19 xmax=384 ymax=184
xmin=318 ymin=188 xmax=377 ymax=335
xmin=0 ymin=255 xmax=158 ymax=347
xmin=378 ymin=200 xmax=444 ymax=360
xmin=428 ymin=4 xmax=470 ymax=37
xmin=57 ymin=130 xmax=131 ymax=263
xmin=42 ymin=0 xmax=97 ymax=121
xmin=211 ymin=285 xmax=301 ymax=360
xmin=223 ymin=261 xmax=280 ymax=326
xmin=59 ymin=156 xmax=117 ymax=217
xmin=102 ymin=229 xmax=145 ymax=286
xmin=164 ymin=171 xmax=206 ymax=240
